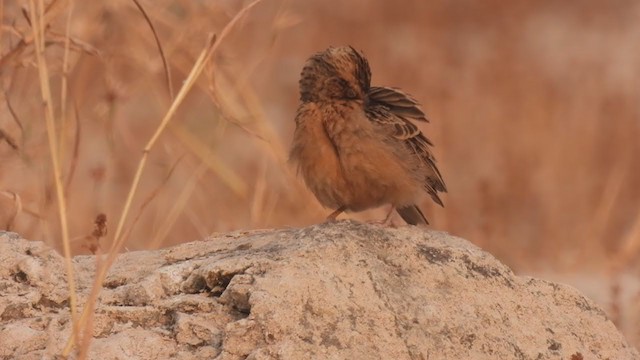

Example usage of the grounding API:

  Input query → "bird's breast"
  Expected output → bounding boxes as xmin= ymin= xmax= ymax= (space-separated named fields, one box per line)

xmin=291 ymin=102 xmax=423 ymax=211
xmin=290 ymin=103 xmax=351 ymax=209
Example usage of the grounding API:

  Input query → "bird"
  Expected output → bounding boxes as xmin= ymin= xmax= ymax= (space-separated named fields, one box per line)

xmin=289 ymin=46 xmax=446 ymax=225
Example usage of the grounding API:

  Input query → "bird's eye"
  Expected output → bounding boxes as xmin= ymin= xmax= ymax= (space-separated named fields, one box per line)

xmin=345 ymin=88 xmax=357 ymax=99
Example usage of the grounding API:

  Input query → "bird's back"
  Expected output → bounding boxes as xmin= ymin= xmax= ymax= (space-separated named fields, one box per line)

xmin=365 ymin=86 xmax=447 ymax=206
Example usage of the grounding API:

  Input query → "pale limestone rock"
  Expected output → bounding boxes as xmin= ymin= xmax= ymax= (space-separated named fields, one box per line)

xmin=0 ymin=223 xmax=637 ymax=359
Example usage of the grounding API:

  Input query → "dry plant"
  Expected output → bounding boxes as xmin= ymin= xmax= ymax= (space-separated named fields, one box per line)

xmin=74 ymin=1 xmax=264 ymax=356
xmin=27 ymin=0 xmax=79 ymax=344
xmin=1 ymin=0 xmax=639 ymax=352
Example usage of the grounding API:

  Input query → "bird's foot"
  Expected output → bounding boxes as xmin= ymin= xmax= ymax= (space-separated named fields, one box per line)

xmin=366 ymin=206 xmax=399 ymax=227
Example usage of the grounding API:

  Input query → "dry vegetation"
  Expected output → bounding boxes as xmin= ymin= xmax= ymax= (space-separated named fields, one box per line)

xmin=1 ymin=0 xmax=639 ymax=351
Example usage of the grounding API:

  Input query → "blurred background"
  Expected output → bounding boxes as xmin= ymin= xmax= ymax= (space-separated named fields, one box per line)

xmin=1 ymin=0 xmax=639 ymax=346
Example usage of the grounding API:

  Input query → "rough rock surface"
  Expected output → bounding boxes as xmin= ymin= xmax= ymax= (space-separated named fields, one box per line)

xmin=0 ymin=222 xmax=637 ymax=360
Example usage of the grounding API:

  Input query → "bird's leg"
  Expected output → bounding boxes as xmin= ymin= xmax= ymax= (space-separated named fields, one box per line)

xmin=382 ymin=206 xmax=397 ymax=226
xmin=366 ymin=205 xmax=398 ymax=227
xmin=325 ymin=205 xmax=347 ymax=222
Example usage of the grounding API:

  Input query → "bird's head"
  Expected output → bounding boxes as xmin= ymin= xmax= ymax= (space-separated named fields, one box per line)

xmin=299 ymin=46 xmax=371 ymax=103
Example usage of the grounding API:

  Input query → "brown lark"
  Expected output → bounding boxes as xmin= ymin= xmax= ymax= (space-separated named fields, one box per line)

xmin=290 ymin=46 xmax=446 ymax=225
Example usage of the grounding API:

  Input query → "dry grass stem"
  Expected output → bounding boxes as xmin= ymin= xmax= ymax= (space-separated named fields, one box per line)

xmin=57 ymin=0 xmax=73 ymax=162
xmin=109 ymin=33 xmax=218 ymax=254
xmin=3 ymin=91 xmax=24 ymax=132
xmin=67 ymin=1 xmax=265 ymax=354
xmin=27 ymin=0 xmax=79 ymax=346
xmin=169 ymin=122 xmax=248 ymax=197
xmin=150 ymin=164 xmax=206 ymax=248
xmin=122 ymin=155 xmax=185 ymax=246
xmin=63 ymin=102 xmax=81 ymax=193
xmin=131 ymin=0 xmax=174 ymax=100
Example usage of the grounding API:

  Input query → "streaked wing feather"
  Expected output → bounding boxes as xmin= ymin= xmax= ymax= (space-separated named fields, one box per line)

xmin=368 ymin=86 xmax=428 ymax=122
xmin=366 ymin=86 xmax=447 ymax=198
xmin=365 ymin=107 xmax=423 ymax=141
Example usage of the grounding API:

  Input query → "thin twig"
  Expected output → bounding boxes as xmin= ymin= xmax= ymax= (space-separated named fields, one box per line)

xmin=48 ymin=30 xmax=101 ymax=56
xmin=131 ymin=0 xmax=173 ymax=100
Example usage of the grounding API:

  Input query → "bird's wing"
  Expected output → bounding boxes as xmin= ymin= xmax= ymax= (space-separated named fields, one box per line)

xmin=368 ymin=86 xmax=428 ymax=122
xmin=366 ymin=86 xmax=447 ymax=205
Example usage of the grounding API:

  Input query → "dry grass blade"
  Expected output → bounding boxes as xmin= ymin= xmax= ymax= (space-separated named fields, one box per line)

xmin=0 ymin=190 xmax=22 ymax=230
xmin=209 ymin=68 xmax=317 ymax=213
xmin=75 ymin=214 xmax=107 ymax=357
xmin=67 ymin=33 xmax=219 ymax=354
xmin=113 ymin=0 xmax=265 ymax=249
xmin=121 ymin=155 xmax=185 ymax=246
xmin=207 ymin=67 xmax=290 ymax=167
xmin=169 ymin=122 xmax=247 ymax=197
xmin=58 ymin=0 xmax=73 ymax=161
xmin=131 ymin=0 xmax=173 ymax=100
xmin=0 ymin=33 xmax=32 ymax=70
xmin=149 ymin=164 xmax=206 ymax=249
xmin=0 ymin=128 xmax=19 ymax=151
xmin=21 ymin=6 xmax=33 ymax=26
xmin=1 ymin=0 xmax=66 ymax=68
xmin=47 ymin=30 xmax=101 ymax=56
xmin=67 ymin=1 xmax=266 ymax=355
xmin=64 ymin=102 xmax=81 ymax=193
xmin=42 ymin=0 xmax=68 ymax=25
xmin=109 ymin=32 xmax=217 ymax=254
xmin=203 ymin=67 xmax=269 ymax=143
xmin=3 ymin=91 xmax=24 ymax=132
xmin=28 ymin=0 xmax=78 ymax=347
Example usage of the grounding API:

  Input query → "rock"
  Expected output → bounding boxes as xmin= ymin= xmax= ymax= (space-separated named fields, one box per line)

xmin=0 ymin=224 xmax=637 ymax=359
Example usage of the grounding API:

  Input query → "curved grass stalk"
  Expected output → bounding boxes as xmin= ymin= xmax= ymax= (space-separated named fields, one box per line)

xmin=64 ymin=0 xmax=266 ymax=356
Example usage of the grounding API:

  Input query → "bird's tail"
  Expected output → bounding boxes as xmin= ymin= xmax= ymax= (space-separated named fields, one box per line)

xmin=397 ymin=205 xmax=429 ymax=225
